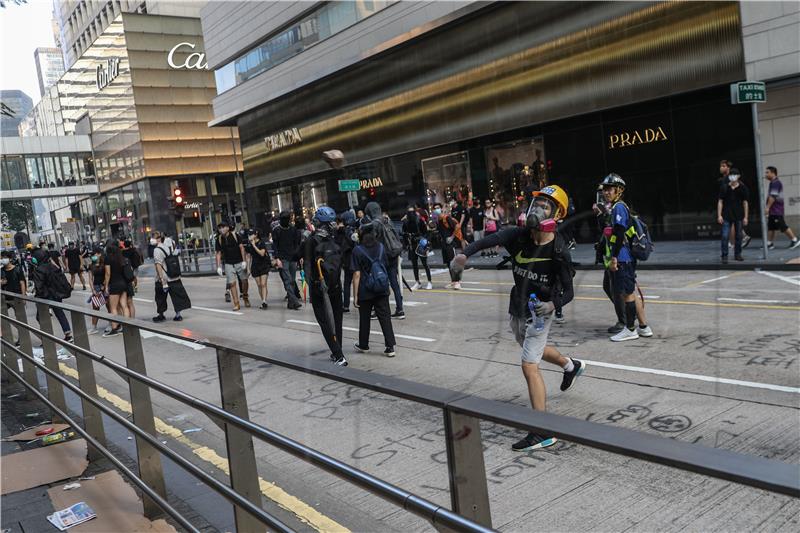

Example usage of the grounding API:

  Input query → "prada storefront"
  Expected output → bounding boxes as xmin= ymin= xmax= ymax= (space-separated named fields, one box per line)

xmin=55 ymin=13 xmax=243 ymax=246
xmin=236 ymin=1 xmax=756 ymax=240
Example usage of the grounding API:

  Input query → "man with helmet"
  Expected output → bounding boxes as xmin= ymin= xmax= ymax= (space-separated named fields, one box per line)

xmin=599 ymin=174 xmax=652 ymax=341
xmin=215 ymin=220 xmax=250 ymax=311
xmin=451 ymin=184 xmax=585 ymax=452
xmin=304 ymin=206 xmax=347 ymax=366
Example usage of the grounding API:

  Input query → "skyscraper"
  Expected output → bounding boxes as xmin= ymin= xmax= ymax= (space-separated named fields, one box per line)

xmin=34 ymin=47 xmax=65 ymax=97
xmin=0 ymin=90 xmax=33 ymax=137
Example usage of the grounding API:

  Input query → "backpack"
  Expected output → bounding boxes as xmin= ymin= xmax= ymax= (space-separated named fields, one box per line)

xmin=48 ymin=267 xmax=72 ymax=299
xmin=158 ymin=244 xmax=182 ymax=279
xmin=629 ymin=215 xmax=654 ymax=261
xmin=377 ymin=220 xmax=404 ymax=258
xmin=361 ymin=244 xmax=390 ymax=294
xmin=312 ymin=234 xmax=342 ymax=288
xmin=122 ymin=259 xmax=136 ymax=283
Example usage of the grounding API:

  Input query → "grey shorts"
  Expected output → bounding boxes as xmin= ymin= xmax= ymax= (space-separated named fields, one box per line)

xmin=224 ymin=262 xmax=246 ymax=284
xmin=509 ymin=313 xmax=553 ymax=364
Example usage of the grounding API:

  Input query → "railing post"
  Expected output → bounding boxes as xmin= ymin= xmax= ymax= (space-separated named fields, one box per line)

xmin=35 ymin=301 xmax=68 ymax=422
xmin=12 ymin=299 xmax=38 ymax=397
xmin=443 ymin=408 xmax=492 ymax=528
xmin=122 ymin=325 xmax=167 ymax=519
xmin=216 ymin=347 xmax=264 ymax=532
xmin=69 ymin=310 xmax=106 ymax=461
xmin=1 ymin=297 xmax=13 ymax=383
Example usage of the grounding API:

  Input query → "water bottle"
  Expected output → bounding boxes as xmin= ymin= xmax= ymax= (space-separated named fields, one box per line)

xmin=528 ymin=293 xmax=546 ymax=332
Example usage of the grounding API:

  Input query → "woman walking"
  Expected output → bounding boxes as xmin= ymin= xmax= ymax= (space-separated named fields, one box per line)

xmin=247 ymin=229 xmax=279 ymax=309
xmin=484 ymin=199 xmax=501 ymax=257
xmin=402 ymin=206 xmax=432 ymax=290
xmin=88 ymin=252 xmax=110 ymax=334
xmin=102 ymin=243 xmax=130 ymax=337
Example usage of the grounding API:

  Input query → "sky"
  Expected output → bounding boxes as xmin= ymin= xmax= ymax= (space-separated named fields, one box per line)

xmin=1 ymin=0 xmax=58 ymax=104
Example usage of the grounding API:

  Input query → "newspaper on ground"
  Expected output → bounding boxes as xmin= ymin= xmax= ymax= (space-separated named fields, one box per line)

xmin=46 ymin=501 xmax=97 ymax=530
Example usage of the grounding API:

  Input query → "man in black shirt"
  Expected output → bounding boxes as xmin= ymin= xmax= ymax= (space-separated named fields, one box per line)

xmin=47 ymin=243 xmax=62 ymax=270
xmin=271 ymin=211 xmax=303 ymax=310
xmin=468 ymin=199 xmax=485 ymax=250
xmin=717 ymin=167 xmax=749 ymax=263
xmin=64 ymin=242 xmax=86 ymax=290
xmin=1 ymin=250 xmax=27 ymax=345
xmin=451 ymin=185 xmax=585 ymax=452
xmin=215 ymin=220 xmax=250 ymax=310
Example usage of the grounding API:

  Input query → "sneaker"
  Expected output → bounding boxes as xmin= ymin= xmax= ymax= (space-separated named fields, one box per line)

xmin=790 ymin=239 xmax=800 ymax=250
xmin=88 ymin=327 xmax=100 ymax=335
xmin=152 ymin=314 xmax=166 ymax=323
xmin=232 ymin=304 xmax=240 ymax=311
xmin=391 ymin=310 xmax=405 ymax=320
xmin=410 ymin=282 xmax=420 ymax=291
xmin=64 ymin=333 xmax=73 ymax=343
xmin=554 ymin=310 xmax=566 ymax=324
xmin=425 ymin=282 xmax=432 ymax=290
xmin=742 ymin=234 xmax=751 ymax=249
xmin=343 ymin=308 xmax=350 ymax=313
xmin=767 ymin=242 xmax=775 ymax=250
xmin=353 ymin=342 xmax=369 ymax=353
xmin=511 ymin=432 xmax=557 ymax=452
xmin=452 ymin=282 xmax=461 ymax=290
xmin=243 ymin=297 xmax=251 ymax=308
xmin=288 ymin=303 xmax=302 ymax=310
xmin=384 ymin=346 xmax=396 ymax=358
xmin=370 ymin=311 xmax=378 ymax=320
xmin=260 ymin=302 xmax=269 ymax=310
xmin=734 ymin=255 xmax=744 ymax=262
xmin=638 ymin=325 xmax=654 ymax=337
xmin=445 ymin=282 xmax=454 ymax=289
xmin=103 ymin=326 xmax=112 ymax=335
xmin=331 ymin=355 xmax=348 ymax=367
xmin=102 ymin=327 xmax=122 ymax=338
xmin=607 ymin=322 xmax=625 ymax=334
xmin=560 ymin=359 xmax=584 ymax=391
xmin=173 ymin=315 xmax=183 ymax=322
xmin=610 ymin=328 xmax=640 ymax=342
xmin=225 ymin=292 xmax=231 ymax=303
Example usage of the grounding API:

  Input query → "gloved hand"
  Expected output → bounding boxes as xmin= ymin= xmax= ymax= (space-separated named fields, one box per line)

xmin=217 ymin=266 xmax=224 ymax=277
xmin=162 ymin=284 xmax=169 ymax=293
xmin=450 ymin=254 xmax=467 ymax=274
xmin=534 ymin=300 xmax=555 ymax=317
xmin=446 ymin=236 xmax=454 ymax=245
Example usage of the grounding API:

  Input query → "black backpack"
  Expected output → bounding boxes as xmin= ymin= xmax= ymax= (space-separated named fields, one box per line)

xmin=47 ymin=266 xmax=72 ymax=299
xmin=158 ymin=245 xmax=182 ymax=279
xmin=122 ymin=259 xmax=136 ymax=283
xmin=311 ymin=234 xmax=342 ymax=288
xmin=361 ymin=244 xmax=390 ymax=294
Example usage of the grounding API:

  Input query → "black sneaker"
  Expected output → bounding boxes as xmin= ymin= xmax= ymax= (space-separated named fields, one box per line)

xmin=742 ymin=234 xmax=751 ymax=249
xmin=152 ymin=314 xmax=166 ymax=323
xmin=225 ymin=292 xmax=231 ymax=303
xmin=511 ymin=432 xmax=557 ymax=452
xmin=331 ymin=355 xmax=348 ymax=367
xmin=353 ymin=342 xmax=369 ymax=353
xmin=721 ymin=256 xmax=729 ymax=265
xmin=260 ymin=302 xmax=268 ymax=310
xmin=790 ymin=239 xmax=800 ymax=250
xmin=173 ymin=315 xmax=183 ymax=322
xmin=102 ymin=327 xmax=122 ymax=338
xmin=288 ymin=303 xmax=302 ymax=310
xmin=560 ymin=359 xmax=585 ymax=391
xmin=64 ymin=333 xmax=73 ymax=343
xmin=342 ymin=308 xmax=350 ymax=313
xmin=391 ymin=310 xmax=405 ymax=320
xmin=384 ymin=346 xmax=395 ymax=358
xmin=607 ymin=322 xmax=624 ymax=334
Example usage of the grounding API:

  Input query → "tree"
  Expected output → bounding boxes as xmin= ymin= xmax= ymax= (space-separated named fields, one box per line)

xmin=1 ymin=199 xmax=34 ymax=233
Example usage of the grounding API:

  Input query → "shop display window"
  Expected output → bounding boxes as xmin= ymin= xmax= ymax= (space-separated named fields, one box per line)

xmin=485 ymin=138 xmax=546 ymax=223
xmin=300 ymin=180 xmax=328 ymax=220
xmin=421 ymin=151 xmax=471 ymax=208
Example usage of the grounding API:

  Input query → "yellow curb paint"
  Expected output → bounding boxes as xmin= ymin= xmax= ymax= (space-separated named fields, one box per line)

xmin=58 ymin=364 xmax=349 ymax=532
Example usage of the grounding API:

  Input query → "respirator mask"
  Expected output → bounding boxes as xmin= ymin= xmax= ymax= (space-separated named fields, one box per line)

xmin=525 ymin=196 xmax=558 ymax=232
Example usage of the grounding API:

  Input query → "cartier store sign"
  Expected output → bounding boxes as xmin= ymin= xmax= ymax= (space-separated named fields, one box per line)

xmin=96 ymin=57 xmax=120 ymax=91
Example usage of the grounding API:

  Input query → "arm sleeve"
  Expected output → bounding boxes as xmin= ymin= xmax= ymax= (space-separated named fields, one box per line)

xmin=551 ymin=248 xmax=575 ymax=309
xmin=303 ymin=237 xmax=314 ymax=281
xmin=463 ymin=227 xmax=523 ymax=257
xmin=610 ymin=204 xmax=628 ymax=257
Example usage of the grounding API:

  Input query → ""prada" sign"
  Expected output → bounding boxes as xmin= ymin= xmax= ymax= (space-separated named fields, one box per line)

xmin=359 ymin=177 xmax=384 ymax=189
xmin=96 ymin=57 xmax=120 ymax=91
xmin=264 ymin=128 xmax=302 ymax=153
xmin=609 ymin=126 xmax=668 ymax=149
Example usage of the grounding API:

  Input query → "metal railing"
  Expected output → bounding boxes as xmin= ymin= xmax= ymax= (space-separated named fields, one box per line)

xmin=1 ymin=290 xmax=798 ymax=533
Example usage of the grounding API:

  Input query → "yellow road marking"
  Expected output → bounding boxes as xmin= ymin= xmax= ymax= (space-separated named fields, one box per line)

xmin=58 ymin=364 xmax=349 ymax=533
xmin=424 ymin=289 xmax=800 ymax=310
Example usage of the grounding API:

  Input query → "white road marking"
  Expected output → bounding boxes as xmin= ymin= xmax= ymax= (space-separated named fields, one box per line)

xmin=192 ymin=305 xmax=244 ymax=316
xmin=430 ymin=268 xmax=449 ymax=276
xmin=756 ymin=269 xmax=800 ymax=287
xmin=586 ymin=360 xmax=800 ymax=394
xmin=717 ymin=297 xmax=799 ymax=304
xmin=140 ymin=330 xmax=207 ymax=351
xmin=390 ymin=301 xmax=428 ymax=307
xmin=698 ymin=274 xmax=733 ymax=284
xmin=643 ymin=295 xmax=661 ymax=299
xmin=133 ymin=297 xmax=153 ymax=303
xmin=286 ymin=319 xmax=436 ymax=342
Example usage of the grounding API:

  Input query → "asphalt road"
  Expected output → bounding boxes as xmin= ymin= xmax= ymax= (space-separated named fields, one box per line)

xmin=14 ymin=266 xmax=800 ymax=532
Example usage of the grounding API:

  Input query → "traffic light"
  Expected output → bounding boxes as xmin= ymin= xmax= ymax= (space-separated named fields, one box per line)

xmin=172 ymin=187 xmax=185 ymax=216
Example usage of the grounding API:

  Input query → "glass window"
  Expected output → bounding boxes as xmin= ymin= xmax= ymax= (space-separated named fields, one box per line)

xmin=214 ymin=175 xmax=236 ymax=194
xmin=421 ymin=151 xmax=472 ymax=209
xmin=41 ymin=156 xmax=61 ymax=186
xmin=215 ymin=1 xmax=390 ymax=94
xmin=3 ymin=156 xmax=27 ymax=190
xmin=25 ymin=156 xmax=42 ymax=188
xmin=195 ymin=177 xmax=207 ymax=197
xmin=60 ymin=156 xmax=75 ymax=185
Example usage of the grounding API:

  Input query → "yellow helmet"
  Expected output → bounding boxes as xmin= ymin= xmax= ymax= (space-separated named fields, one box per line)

xmin=25 ymin=243 xmax=33 ymax=250
xmin=533 ymin=185 xmax=569 ymax=220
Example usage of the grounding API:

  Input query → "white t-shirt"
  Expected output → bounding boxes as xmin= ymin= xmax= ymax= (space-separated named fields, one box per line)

xmin=153 ymin=238 xmax=180 ymax=282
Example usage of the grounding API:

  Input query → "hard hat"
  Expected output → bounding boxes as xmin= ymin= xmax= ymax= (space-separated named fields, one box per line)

xmin=532 ymin=185 xmax=569 ymax=220
xmin=313 ymin=206 xmax=336 ymax=224
xmin=601 ymin=173 xmax=626 ymax=188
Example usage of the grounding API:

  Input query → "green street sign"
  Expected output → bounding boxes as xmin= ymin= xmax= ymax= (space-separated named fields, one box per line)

xmin=730 ymin=81 xmax=766 ymax=104
xmin=338 ymin=179 xmax=360 ymax=192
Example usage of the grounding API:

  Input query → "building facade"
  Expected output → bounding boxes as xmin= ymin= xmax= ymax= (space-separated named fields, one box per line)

xmin=201 ymin=1 xmax=798 ymax=241
xmin=34 ymin=47 xmax=66 ymax=97
xmin=53 ymin=0 xmax=204 ymax=69
xmin=1 ymin=90 xmax=33 ymax=137
xmin=45 ymin=12 xmax=243 ymax=246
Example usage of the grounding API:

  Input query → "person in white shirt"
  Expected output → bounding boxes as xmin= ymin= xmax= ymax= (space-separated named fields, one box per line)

xmin=152 ymin=232 xmax=192 ymax=322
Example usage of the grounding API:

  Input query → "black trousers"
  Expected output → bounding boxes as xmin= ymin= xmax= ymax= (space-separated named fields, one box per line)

xmin=602 ymin=270 xmax=625 ymax=323
xmin=387 ymin=258 xmax=403 ymax=311
xmin=36 ymin=297 xmax=70 ymax=335
xmin=342 ymin=269 xmax=354 ymax=309
xmin=358 ymin=295 xmax=395 ymax=348
xmin=155 ymin=280 xmax=191 ymax=315
xmin=310 ymin=286 xmax=344 ymax=358
xmin=442 ymin=243 xmax=456 ymax=281
xmin=409 ymin=251 xmax=431 ymax=283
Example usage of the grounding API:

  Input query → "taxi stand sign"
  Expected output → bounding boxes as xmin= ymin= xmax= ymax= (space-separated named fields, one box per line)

xmin=338 ymin=179 xmax=360 ymax=192
xmin=731 ymin=81 xmax=766 ymax=104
